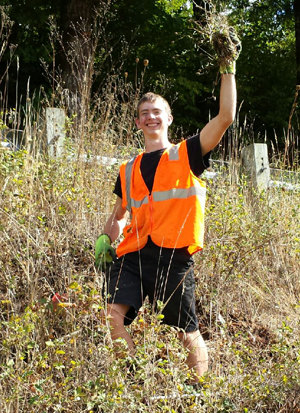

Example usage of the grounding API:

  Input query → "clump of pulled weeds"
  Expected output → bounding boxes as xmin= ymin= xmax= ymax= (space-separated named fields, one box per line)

xmin=192 ymin=1 xmax=241 ymax=70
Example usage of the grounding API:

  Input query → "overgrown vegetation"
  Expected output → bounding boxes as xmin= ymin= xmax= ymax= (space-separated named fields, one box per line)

xmin=1 ymin=3 xmax=300 ymax=412
xmin=1 ymin=100 xmax=300 ymax=412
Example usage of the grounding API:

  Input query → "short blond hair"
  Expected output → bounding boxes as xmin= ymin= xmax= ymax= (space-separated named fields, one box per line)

xmin=137 ymin=92 xmax=171 ymax=118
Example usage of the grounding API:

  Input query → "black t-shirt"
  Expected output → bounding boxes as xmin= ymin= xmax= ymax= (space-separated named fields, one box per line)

xmin=114 ymin=134 xmax=210 ymax=198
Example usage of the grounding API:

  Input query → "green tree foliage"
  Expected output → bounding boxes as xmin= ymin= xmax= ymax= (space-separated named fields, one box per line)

xmin=228 ymin=0 xmax=296 ymax=141
xmin=108 ymin=0 xmax=216 ymax=136
xmin=0 ymin=0 xmax=61 ymax=99
xmin=0 ymin=0 xmax=298 ymax=144
xmin=294 ymin=0 xmax=300 ymax=84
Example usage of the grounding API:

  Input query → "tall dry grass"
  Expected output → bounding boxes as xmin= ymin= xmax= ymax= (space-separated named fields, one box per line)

xmin=1 ymin=5 xmax=300 ymax=412
xmin=1 ymin=94 xmax=300 ymax=412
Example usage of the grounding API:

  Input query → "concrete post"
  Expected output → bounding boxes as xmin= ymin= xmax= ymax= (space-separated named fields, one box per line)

xmin=241 ymin=143 xmax=270 ymax=191
xmin=46 ymin=108 xmax=66 ymax=157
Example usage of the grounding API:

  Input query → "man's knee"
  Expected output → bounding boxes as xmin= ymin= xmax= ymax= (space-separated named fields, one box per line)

xmin=103 ymin=303 xmax=130 ymax=328
xmin=178 ymin=330 xmax=206 ymax=348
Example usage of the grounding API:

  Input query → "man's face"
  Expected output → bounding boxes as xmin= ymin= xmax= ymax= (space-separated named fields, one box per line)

xmin=135 ymin=99 xmax=173 ymax=138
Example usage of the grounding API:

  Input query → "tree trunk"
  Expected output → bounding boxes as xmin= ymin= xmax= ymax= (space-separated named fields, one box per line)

xmin=294 ymin=0 xmax=300 ymax=85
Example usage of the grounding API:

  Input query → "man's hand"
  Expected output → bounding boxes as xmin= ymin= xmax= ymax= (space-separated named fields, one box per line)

xmin=212 ymin=26 xmax=241 ymax=75
xmin=95 ymin=234 xmax=116 ymax=270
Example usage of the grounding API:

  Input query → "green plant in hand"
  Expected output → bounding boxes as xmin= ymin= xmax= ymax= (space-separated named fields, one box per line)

xmin=95 ymin=234 xmax=116 ymax=270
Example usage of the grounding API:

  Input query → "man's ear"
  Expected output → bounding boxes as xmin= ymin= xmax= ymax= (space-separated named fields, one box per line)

xmin=135 ymin=118 xmax=141 ymax=129
xmin=167 ymin=114 xmax=173 ymax=126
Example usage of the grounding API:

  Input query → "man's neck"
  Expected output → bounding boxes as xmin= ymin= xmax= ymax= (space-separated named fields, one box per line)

xmin=144 ymin=136 xmax=172 ymax=153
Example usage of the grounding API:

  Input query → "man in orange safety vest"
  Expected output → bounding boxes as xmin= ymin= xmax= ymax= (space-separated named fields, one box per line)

xmin=95 ymin=29 xmax=240 ymax=387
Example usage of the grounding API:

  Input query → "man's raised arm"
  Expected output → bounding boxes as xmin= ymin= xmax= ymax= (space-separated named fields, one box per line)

xmin=200 ymin=73 xmax=236 ymax=156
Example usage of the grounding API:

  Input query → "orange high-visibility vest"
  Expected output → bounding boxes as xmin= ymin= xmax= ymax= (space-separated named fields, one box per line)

xmin=116 ymin=140 xmax=206 ymax=257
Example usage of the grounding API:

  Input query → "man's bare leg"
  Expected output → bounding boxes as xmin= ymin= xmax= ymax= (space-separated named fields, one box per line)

xmin=106 ymin=303 xmax=135 ymax=355
xmin=178 ymin=330 xmax=208 ymax=382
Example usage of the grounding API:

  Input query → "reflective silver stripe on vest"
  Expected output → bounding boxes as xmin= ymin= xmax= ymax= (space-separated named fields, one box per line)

xmin=168 ymin=144 xmax=179 ymax=161
xmin=131 ymin=195 xmax=149 ymax=208
xmin=152 ymin=186 xmax=206 ymax=202
xmin=125 ymin=157 xmax=136 ymax=212
xmin=128 ymin=186 xmax=206 ymax=212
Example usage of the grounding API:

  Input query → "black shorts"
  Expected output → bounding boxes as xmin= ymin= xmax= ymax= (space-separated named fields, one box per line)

xmin=104 ymin=238 xmax=199 ymax=332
